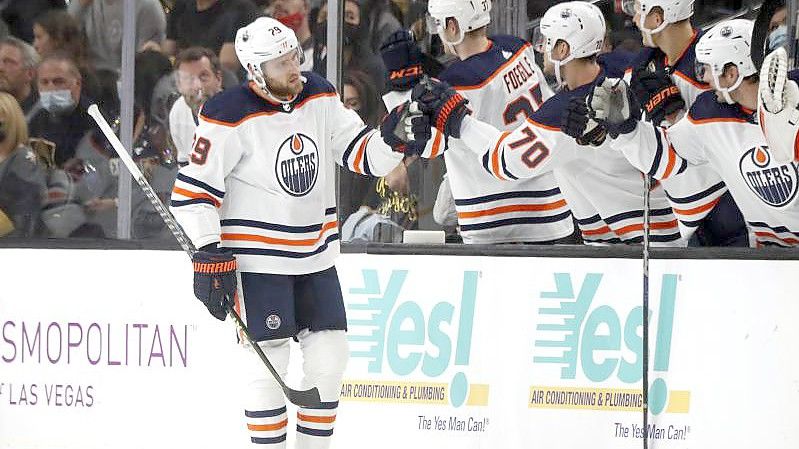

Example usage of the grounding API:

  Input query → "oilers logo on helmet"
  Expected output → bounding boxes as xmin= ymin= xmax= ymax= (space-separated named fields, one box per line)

xmin=275 ymin=133 xmax=319 ymax=196
xmin=739 ymin=146 xmax=799 ymax=208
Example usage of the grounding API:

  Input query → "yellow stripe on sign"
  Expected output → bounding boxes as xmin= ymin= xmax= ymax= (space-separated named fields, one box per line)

xmin=666 ymin=390 xmax=691 ymax=413
xmin=466 ymin=384 xmax=490 ymax=406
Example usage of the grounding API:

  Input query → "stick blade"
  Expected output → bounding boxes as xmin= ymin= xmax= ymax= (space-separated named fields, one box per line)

xmin=286 ymin=386 xmax=322 ymax=408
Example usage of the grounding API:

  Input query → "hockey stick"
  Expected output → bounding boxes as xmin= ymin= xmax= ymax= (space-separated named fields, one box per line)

xmin=86 ymin=104 xmax=322 ymax=408
xmin=642 ymin=174 xmax=652 ymax=449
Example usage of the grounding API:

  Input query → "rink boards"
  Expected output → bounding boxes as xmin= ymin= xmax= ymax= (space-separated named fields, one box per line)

xmin=1 ymin=248 xmax=797 ymax=448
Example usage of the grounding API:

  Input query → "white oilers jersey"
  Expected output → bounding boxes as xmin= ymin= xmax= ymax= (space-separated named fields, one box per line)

xmin=624 ymin=30 xmax=730 ymax=234
xmin=168 ymin=96 xmax=197 ymax=167
xmin=170 ymin=73 xmax=402 ymax=274
xmin=459 ymin=72 xmax=683 ymax=246
xmin=615 ymin=89 xmax=799 ymax=247
xmin=420 ymin=35 xmax=573 ymax=244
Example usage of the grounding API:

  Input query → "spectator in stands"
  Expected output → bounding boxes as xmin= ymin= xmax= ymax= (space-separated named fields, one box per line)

xmin=766 ymin=1 xmax=787 ymax=52
xmin=0 ymin=37 xmax=40 ymax=116
xmin=28 ymin=53 xmax=95 ymax=167
xmin=169 ymin=47 xmax=223 ymax=167
xmin=338 ymin=70 xmax=382 ymax=219
xmin=32 ymin=10 xmax=101 ymax=99
xmin=270 ymin=0 xmax=315 ymax=70
xmin=164 ymin=0 xmax=261 ymax=73
xmin=362 ymin=0 xmax=401 ymax=53
xmin=0 ymin=0 xmax=66 ymax=44
xmin=314 ymin=0 xmax=387 ymax=93
xmin=0 ymin=92 xmax=46 ymax=238
xmin=68 ymin=0 xmax=167 ymax=72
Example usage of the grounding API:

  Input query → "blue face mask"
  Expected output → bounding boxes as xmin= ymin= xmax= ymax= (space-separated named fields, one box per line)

xmin=39 ymin=89 xmax=76 ymax=114
xmin=768 ymin=25 xmax=788 ymax=52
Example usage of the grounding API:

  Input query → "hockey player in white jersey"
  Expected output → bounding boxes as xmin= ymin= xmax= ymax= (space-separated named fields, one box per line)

xmin=170 ymin=17 xmax=407 ymax=448
xmin=379 ymin=0 xmax=576 ymax=244
xmin=410 ymin=1 xmax=683 ymax=245
xmin=620 ymin=0 xmax=748 ymax=245
xmin=585 ymin=19 xmax=799 ymax=247
xmin=168 ymin=47 xmax=224 ymax=167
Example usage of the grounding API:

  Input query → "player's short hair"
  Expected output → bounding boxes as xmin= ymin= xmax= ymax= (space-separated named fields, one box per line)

xmin=39 ymin=52 xmax=82 ymax=80
xmin=0 ymin=36 xmax=40 ymax=70
xmin=175 ymin=47 xmax=222 ymax=75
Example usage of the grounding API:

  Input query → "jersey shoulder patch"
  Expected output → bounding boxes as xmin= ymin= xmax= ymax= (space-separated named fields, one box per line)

xmin=687 ymin=91 xmax=751 ymax=123
xmin=440 ymin=34 xmax=530 ymax=88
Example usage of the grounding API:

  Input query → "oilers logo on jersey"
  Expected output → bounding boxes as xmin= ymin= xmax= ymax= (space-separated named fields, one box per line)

xmin=739 ymin=146 xmax=798 ymax=208
xmin=275 ymin=133 xmax=319 ymax=196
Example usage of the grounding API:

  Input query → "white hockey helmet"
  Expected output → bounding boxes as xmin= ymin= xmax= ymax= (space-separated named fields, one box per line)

xmin=622 ymin=0 xmax=694 ymax=46
xmin=235 ymin=17 xmax=304 ymax=93
xmin=534 ymin=1 xmax=606 ymax=86
xmin=427 ymin=0 xmax=492 ymax=46
xmin=695 ymin=19 xmax=756 ymax=104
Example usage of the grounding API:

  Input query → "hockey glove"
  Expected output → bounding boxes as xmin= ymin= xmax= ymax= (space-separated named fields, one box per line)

xmin=758 ymin=47 xmax=799 ymax=163
xmin=380 ymin=30 xmax=424 ymax=92
xmin=589 ymin=78 xmax=641 ymax=139
xmin=192 ymin=247 xmax=237 ymax=321
xmin=561 ymin=97 xmax=607 ymax=146
xmin=630 ymin=67 xmax=685 ymax=125
xmin=380 ymin=102 xmax=431 ymax=155
xmin=411 ymin=78 xmax=470 ymax=139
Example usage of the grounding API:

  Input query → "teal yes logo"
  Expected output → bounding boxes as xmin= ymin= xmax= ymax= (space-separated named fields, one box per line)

xmin=346 ymin=269 xmax=478 ymax=406
xmin=534 ymin=273 xmax=679 ymax=414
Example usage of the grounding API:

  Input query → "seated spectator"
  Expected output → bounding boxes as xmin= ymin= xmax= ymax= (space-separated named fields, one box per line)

xmin=0 ymin=92 xmax=46 ymax=238
xmin=164 ymin=0 xmax=261 ymax=73
xmin=68 ymin=0 xmax=167 ymax=72
xmin=1 ymin=0 xmax=66 ymax=43
xmin=270 ymin=0 xmax=315 ymax=70
xmin=0 ymin=36 xmax=40 ymax=115
xmin=131 ymin=142 xmax=176 ymax=240
xmin=32 ymin=10 xmax=101 ymax=99
xmin=169 ymin=47 xmax=223 ymax=166
xmin=28 ymin=53 xmax=95 ymax=167
xmin=314 ymin=0 xmax=387 ymax=93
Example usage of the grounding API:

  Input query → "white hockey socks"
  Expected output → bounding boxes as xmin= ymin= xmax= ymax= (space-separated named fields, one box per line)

xmin=243 ymin=339 xmax=291 ymax=447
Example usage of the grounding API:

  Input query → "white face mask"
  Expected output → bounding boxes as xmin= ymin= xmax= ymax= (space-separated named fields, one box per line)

xmin=768 ymin=25 xmax=788 ymax=52
xmin=40 ymin=89 xmax=76 ymax=114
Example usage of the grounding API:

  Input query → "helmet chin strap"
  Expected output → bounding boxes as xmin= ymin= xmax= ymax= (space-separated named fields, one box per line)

xmin=438 ymin=24 xmax=465 ymax=47
xmin=551 ymin=53 xmax=574 ymax=87
xmin=639 ymin=16 xmax=668 ymax=48
xmin=713 ymin=72 xmax=742 ymax=105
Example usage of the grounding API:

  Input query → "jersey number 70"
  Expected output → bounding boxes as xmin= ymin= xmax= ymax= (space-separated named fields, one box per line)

xmin=508 ymin=126 xmax=549 ymax=169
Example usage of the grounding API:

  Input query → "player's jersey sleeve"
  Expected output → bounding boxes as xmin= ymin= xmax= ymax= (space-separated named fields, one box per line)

xmin=458 ymin=111 xmax=569 ymax=181
xmin=328 ymin=96 xmax=403 ymax=177
xmin=610 ymin=120 xmax=696 ymax=180
xmin=170 ymin=116 xmax=244 ymax=249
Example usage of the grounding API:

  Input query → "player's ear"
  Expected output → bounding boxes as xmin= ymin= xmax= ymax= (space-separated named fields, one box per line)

xmin=553 ymin=40 xmax=570 ymax=61
xmin=445 ymin=17 xmax=460 ymax=35
xmin=722 ymin=64 xmax=740 ymax=86
xmin=649 ymin=6 xmax=665 ymax=28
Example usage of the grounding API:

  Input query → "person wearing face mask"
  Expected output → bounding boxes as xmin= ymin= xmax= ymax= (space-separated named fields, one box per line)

xmin=766 ymin=1 xmax=788 ymax=52
xmin=313 ymin=0 xmax=387 ymax=93
xmin=0 ymin=91 xmax=46 ymax=238
xmin=616 ymin=0 xmax=749 ymax=247
xmin=168 ymin=47 xmax=224 ymax=168
xmin=28 ymin=53 xmax=96 ymax=168
xmin=270 ymin=0 xmax=315 ymax=71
